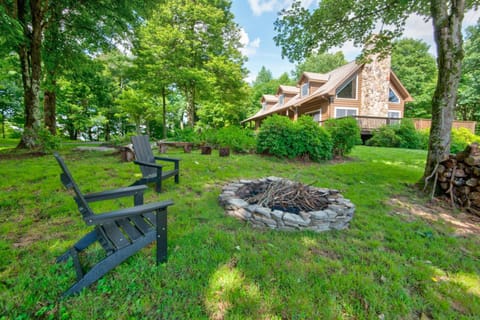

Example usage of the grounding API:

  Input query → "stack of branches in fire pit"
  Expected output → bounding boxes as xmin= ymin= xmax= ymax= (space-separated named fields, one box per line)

xmin=434 ymin=143 xmax=480 ymax=216
xmin=246 ymin=179 xmax=329 ymax=213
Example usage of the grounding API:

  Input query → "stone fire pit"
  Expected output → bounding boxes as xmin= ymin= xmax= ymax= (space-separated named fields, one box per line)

xmin=218 ymin=177 xmax=355 ymax=232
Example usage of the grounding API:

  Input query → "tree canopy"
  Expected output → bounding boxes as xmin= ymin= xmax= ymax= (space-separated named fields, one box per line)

xmin=292 ymin=51 xmax=347 ymax=79
xmin=274 ymin=0 xmax=479 ymax=188
xmin=391 ymin=38 xmax=437 ymax=118
xmin=457 ymin=19 xmax=480 ymax=124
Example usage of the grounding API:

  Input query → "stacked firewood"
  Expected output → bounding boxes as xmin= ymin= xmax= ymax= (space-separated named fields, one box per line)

xmin=436 ymin=143 xmax=480 ymax=216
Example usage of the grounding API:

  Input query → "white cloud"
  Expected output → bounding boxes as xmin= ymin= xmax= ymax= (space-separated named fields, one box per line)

xmin=248 ymin=0 xmax=277 ymax=16
xmin=239 ymin=28 xmax=261 ymax=57
xmin=248 ymin=0 xmax=316 ymax=16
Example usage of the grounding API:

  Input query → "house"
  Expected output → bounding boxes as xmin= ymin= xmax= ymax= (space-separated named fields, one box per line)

xmin=243 ymin=53 xmax=413 ymax=135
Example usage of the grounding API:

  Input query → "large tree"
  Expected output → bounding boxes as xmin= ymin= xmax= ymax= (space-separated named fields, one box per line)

xmin=391 ymin=38 xmax=437 ymax=118
xmin=292 ymin=51 xmax=347 ymax=79
xmin=1 ymin=0 xmax=154 ymax=148
xmin=133 ymin=0 xmax=247 ymax=128
xmin=274 ymin=0 xmax=479 ymax=190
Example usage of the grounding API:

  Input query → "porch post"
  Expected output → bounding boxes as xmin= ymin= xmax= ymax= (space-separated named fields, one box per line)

xmin=293 ymin=107 xmax=298 ymax=121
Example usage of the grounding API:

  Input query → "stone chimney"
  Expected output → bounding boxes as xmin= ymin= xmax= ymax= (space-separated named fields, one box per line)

xmin=360 ymin=43 xmax=391 ymax=117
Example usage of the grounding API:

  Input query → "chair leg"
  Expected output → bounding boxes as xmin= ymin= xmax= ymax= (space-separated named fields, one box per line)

xmin=155 ymin=178 xmax=162 ymax=193
xmin=156 ymin=209 xmax=168 ymax=264
xmin=62 ymin=232 xmax=156 ymax=297
xmin=57 ymin=230 xmax=98 ymax=263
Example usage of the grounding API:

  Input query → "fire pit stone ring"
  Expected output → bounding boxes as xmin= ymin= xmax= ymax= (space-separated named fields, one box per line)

xmin=219 ymin=177 xmax=355 ymax=232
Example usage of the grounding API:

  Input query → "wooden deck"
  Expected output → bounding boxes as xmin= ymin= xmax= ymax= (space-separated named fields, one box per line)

xmin=320 ymin=116 xmax=477 ymax=135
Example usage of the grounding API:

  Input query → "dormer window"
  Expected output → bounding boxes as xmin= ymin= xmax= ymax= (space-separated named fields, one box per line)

xmin=336 ymin=75 xmax=357 ymax=99
xmin=262 ymin=102 xmax=267 ymax=110
xmin=278 ymin=94 xmax=285 ymax=106
xmin=301 ymin=82 xmax=309 ymax=97
xmin=389 ymin=88 xmax=400 ymax=103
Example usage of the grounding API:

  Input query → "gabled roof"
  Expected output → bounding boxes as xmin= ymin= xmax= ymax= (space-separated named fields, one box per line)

xmin=243 ymin=59 xmax=412 ymax=123
xmin=261 ymin=94 xmax=278 ymax=103
xmin=298 ymin=61 xmax=361 ymax=105
xmin=390 ymin=71 xmax=413 ymax=102
xmin=298 ymin=72 xmax=329 ymax=84
xmin=277 ymin=85 xmax=299 ymax=95
xmin=243 ymin=61 xmax=361 ymax=123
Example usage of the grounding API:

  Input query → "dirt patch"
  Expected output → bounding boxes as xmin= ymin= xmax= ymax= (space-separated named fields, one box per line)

xmin=388 ymin=195 xmax=480 ymax=236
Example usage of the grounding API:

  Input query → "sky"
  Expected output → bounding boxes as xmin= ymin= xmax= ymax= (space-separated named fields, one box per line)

xmin=231 ymin=0 xmax=480 ymax=84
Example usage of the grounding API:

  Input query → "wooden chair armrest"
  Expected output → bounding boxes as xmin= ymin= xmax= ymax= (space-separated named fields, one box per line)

xmin=133 ymin=160 xmax=163 ymax=168
xmin=154 ymin=156 xmax=181 ymax=163
xmin=84 ymin=185 xmax=148 ymax=202
xmin=84 ymin=200 xmax=174 ymax=226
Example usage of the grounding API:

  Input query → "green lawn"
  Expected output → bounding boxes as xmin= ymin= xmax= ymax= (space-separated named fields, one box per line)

xmin=0 ymin=143 xmax=479 ymax=319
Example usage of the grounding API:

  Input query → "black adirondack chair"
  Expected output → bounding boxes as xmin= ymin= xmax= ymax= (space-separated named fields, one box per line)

xmin=131 ymin=135 xmax=180 ymax=193
xmin=53 ymin=153 xmax=174 ymax=297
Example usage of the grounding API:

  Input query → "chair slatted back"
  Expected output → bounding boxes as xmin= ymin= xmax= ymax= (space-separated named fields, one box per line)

xmin=131 ymin=135 xmax=156 ymax=177
xmin=54 ymin=153 xmax=94 ymax=219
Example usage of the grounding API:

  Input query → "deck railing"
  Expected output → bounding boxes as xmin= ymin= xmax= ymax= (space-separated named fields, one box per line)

xmin=319 ymin=116 xmax=477 ymax=134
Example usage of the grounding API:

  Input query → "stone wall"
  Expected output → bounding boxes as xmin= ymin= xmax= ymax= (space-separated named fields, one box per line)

xmin=361 ymin=53 xmax=391 ymax=117
xmin=219 ymin=177 xmax=355 ymax=232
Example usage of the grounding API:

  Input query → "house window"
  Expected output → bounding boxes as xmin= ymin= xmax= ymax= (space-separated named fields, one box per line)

xmin=262 ymin=102 xmax=267 ymax=110
xmin=278 ymin=94 xmax=285 ymax=106
xmin=389 ymin=88 xmax=400 ymax=103
xmin=301 ymin=82 xmax=309 ymax=97
xmin=388 ymin=110 xmax=401 ymax=118
xmin=336 ymin=75 xmax=357 ymax=99
xmin=335 ymin=107 xmax=358 ymax=118
xmin=306 ymin=110 xmax=321 ymax=123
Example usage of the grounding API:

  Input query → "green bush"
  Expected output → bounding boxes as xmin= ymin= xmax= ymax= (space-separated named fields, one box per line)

xmin=37 ymin=128 xmax=62 ymax=153
xmin=418 ymin=129 xmax=430 ymax=150
xmin=170 ymin=127 xmax=200 ymax=144
xmin=256 ymin=115 xmax=295 ymax=158
xmin=451 ymin=127 xmax=480 ymax=153
xmin=367 ymin=125 xmax=401 ymax=147
xmin=256 ymin=115 xmax=332 ymax=161
xmin=324 ymin=117 xmax=361 ymax=157
xmin=295 ymin=116 xmax=333 ymax=161
xmin=214 ymin=126 xmax=256 ymax=153
xmin=367 ymin=120 xmax=422 ymax=149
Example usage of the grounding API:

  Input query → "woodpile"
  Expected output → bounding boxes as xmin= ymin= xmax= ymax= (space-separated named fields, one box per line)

xmin=435 ymin=143 xmax=480 ymax=216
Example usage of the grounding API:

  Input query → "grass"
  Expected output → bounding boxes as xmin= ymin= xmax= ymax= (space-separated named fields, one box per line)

xmin=0 ymin=141 xmax=479 ymax=319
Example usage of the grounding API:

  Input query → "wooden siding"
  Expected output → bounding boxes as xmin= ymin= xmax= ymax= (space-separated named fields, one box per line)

xmin=329 ymin=71 xmax=362 ymax=119
xmin=309 ymin=81 xmax=323 ymax=94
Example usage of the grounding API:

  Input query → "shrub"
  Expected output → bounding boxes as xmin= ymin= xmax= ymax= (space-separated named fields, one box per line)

xmin=367 ymin=120 xmax=422 ymax=149
xmin=256 ymin=115 xmax=332 ymax=161
xmin=170 ymin=127 xmax=200 ymax=144
xmin=367 ymin=125 xmax=401 ymax=147
xmin=295 ymin=116 xmax=332 ymax=161
xmin=395 ymin=119 xmax=422 ymax=149
xmin=36 ymin=128 xmax=62 ymax=153
xmin=451 ymin=127 xmax=480 ymax=153
xmin=417 ymin=129 xmax=430 ymax=150
xmin=256 ymin=115 xmax=295 ymax=158
xmin=324 ymin=117 xmax=361 ymax=157
xmin=215 ymin=126 xmax=256 ymax=153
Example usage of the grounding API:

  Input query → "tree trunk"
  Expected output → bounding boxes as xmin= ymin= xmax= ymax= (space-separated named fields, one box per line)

xmin=185 ymin=85 xmax=196 ymax=127
xmin=162 ymin=86 xmax=167 ymax=139
xmin=16 ymin=0 xmax=44 ymax=149
xmin=423 ymin=0 xmax=465 ymax=192
xmin=1 ymin=110 xmax=5 ymax=139
xmin=44 ymin=88 xmax=57 ymax=135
